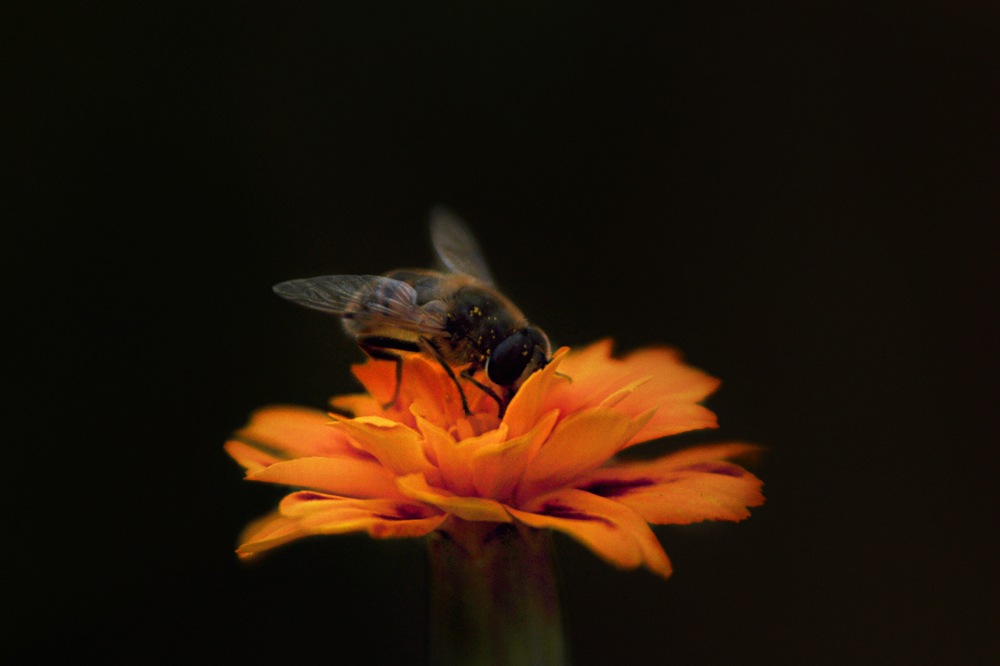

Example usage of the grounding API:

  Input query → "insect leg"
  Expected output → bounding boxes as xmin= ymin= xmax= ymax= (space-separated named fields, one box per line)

xmin=357 ymin=335 xmax=421 ymax=409
xmin=417 ymin=336 xmax=472 ymax=416
xmin=460 ymin=370 xmax=506 ymax=418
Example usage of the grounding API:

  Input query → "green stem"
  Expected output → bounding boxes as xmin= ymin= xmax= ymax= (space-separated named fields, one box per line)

xmin=427 ymin=519 xmax=567 ymax=666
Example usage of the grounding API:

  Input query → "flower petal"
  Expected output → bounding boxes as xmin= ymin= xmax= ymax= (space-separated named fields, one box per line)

xmin=518 ymin=407 xmax=656 ymax=503
xmin=279 ymin=490 xmax=447 ymax=538
xmin=627 ymin=403 xmax=719 ymax=447
xmin=470 ymin=409 xmax=560 ymax=502
xmin=598 ymin=377 xmax=653 ymax=409
xmin=224 ymin=439 xmax=282 ymax=475
xmin=509 ymin=488 xmax=672 ymax=578
xmin=232 ymin=405 xmax=357 ymax=459
xmin=396 ymin=473 xmax=512 ymax=523
xmin=400 ymin=355 xmax=471 ymax=426
xmin=332 ymin=416 xmax=437 ymax=478
xmin=577 ymin=444 xmax=764 ymax=524
xmin=638 ymin=442 xmax=761 ymax=468
xmin=235 ymin=510 xmax=309 ymax=558
xmin=349 ymin=359 xmax=400 ymax=407
xmin=502 ymin=347 xmax=570 ymax=439
xmin=545 ymin=341 xmax=720 ymax=445
xmin=246 ymin=455 xmax=406 ymax=499
xmin=413 ymin=413 xmax=474 ymax=495
xmin=551 ymin=341 xmax=718 ymax=408
xmin=620 ymin=346 xmax=721 ymax=402
xmin=329 ymin=393 xmax=384 ymax=418
xmin=351 ymin=355 xmax=482 ymax=429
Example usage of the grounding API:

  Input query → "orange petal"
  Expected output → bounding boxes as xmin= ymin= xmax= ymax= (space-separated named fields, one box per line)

xmin=470 ymin=409 xmax=560 ymax=502
xmin=246 ymin=455 xmax=406 ymax=499
xmin=540 ymin=339 xmax=629 ymax=412
xmin=544 ymin=342 xmax=721 ymax=445
xmin=608 ymin=348 xmax=721 ymax=445
xmin=232 ymin=405 xmax=357 ymax=459
xmin=396 ymin=473 xmax=512 ymax=523
xmin=414 ymin=413 xmax=473 ymax=496
xmin=455 ymin=411 xmax=502 ymax=438
xmin=598 ymin=377 xmax=653 ymax=409
xmin=224 ymin=439 xmax=282 ymax=475
xmin=235 ymin=510 xmax=309 ymax=558
xmin=626 ymin=403 xmax=718 ymax=447
xmin=546 ymin=338 xmax=615 ymax=388
xmin=577 ymin=443 xmax=764 ymax=524
xmin=509 ymin=488 xmax=672 ymax=578
xmin=329 ymin=394 xmax=385 ymax=418
xmin=332 ymin=416 xmax=437 ymax=477
xmin=552 ymin=342 xmax=718 ymax=408
xmin=400 ymin=355 xmax=469 ymax=426
xmin=353 ymin=354 xmax=478 ymax=428
xmin=640 ymin=442 xmax=761 ymax=467
xmin=349 ymin=359 xmax=400 ymax=406
xmin=593 ymin=377 xmax=717 ymax=447
xmin=621 ymin=346 xmax=721 ymax=401
xmin=502 ymin=347 xmax=570 ymax=439
xmin=279 ymin=491 xmax=446 ymax=538
xmin=518 ymin=407 xmax=656 ymax=503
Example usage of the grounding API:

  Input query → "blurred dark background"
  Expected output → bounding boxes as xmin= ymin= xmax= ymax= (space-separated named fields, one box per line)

xmin=6 ymin=3 xmax=997 ymax=664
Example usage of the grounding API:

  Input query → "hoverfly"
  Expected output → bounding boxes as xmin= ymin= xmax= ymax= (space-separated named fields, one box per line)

xmin=273 ymin=207 xmax=552 ymax=418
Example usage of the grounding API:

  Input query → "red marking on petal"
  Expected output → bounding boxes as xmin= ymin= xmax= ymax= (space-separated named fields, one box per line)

xmin=579 ymin=478 xmax=657 ymax=498
xmin=677 ymin=462 xmax=746 ymax=477
xmin=375 ymin=504 xmax=429 ymax=521
xmin=536 ymin=501 xmax=614 ymax=526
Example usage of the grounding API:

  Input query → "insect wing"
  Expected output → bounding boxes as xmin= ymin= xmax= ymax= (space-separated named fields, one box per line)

xmin=273 ymin=275 xmax=445 ymax=334
xmin=429 ymin=206 xmax=495 ymax=284
xmin=273 ymin=275 xmax=379 ymax=313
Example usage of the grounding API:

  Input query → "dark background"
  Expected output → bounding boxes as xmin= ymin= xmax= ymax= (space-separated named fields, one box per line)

xmin=7 ymin=3 xmax=997 ymax=665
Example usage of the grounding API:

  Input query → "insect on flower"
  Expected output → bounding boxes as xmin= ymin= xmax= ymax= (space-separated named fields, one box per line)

xmin=273 ymin=207 xmax=552 ymax=418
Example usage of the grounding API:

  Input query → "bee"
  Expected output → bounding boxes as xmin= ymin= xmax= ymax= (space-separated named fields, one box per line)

xmin=273 ymin=207 xmax=551 ymax=417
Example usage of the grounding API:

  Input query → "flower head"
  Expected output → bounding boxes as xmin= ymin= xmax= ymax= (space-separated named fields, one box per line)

xmin=226 ymin=340 xmax=763 ymax=578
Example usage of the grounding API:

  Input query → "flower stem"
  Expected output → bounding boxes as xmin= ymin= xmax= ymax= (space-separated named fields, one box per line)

xmin=427 ymin=519 xmax=567 ymax=666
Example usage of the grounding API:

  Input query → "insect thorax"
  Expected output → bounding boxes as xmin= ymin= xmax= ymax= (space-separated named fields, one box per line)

xmin=443 ymin=285 xmax=525 ymax=365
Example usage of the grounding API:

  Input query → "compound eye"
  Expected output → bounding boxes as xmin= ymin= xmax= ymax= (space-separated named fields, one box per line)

xmin=487 ymin=328 xmax=547 ymax=386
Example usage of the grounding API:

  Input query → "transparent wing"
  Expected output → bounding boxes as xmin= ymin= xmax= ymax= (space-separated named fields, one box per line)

xmin=429 ymin=206 xmax=495 ymax=285
xmin=273 ymin=275 xmax=380 ymax=314
xmin=273 ymin=275 xmax=446 ymax=334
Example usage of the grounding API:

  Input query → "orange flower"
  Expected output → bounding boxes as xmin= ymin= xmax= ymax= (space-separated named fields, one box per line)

xmin=226 ymin=340 xmax=764 ymax=578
